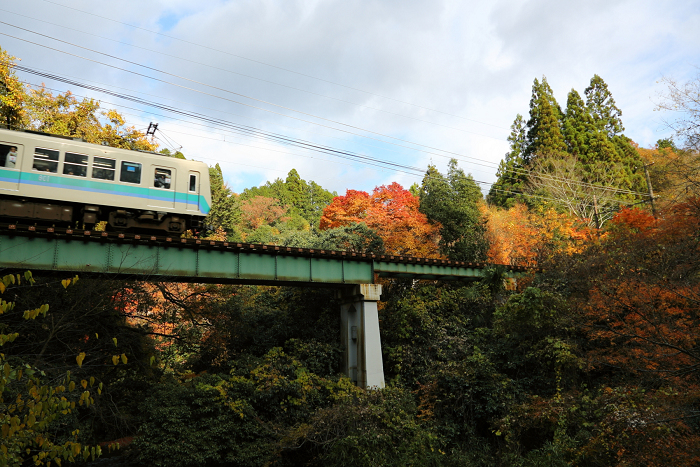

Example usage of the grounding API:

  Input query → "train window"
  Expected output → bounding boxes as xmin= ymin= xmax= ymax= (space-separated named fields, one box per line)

xmin=153 ymin=168 xmax=172 ymax=189
xmin=120 ymin=161 xmax=142 ymax=184
xmin=0 ymin=143 xmax=20 ymax=169
xmin=33 ymin=148 xmax=59 ymax=173
xmin=92 ymin=157 xmax=116 ymax=181
xmin=63 ymin=152 xmax=88 ymax=177
xmin=189 ymin=174 xmax=197 ymax=192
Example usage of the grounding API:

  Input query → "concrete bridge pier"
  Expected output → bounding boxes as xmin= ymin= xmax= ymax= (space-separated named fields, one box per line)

xmin=338 ymin=284 xmax=385 ymax=389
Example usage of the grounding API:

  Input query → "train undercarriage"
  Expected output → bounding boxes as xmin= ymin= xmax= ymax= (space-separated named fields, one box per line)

xmin=0 ymin=195 xmax=201 ymax=234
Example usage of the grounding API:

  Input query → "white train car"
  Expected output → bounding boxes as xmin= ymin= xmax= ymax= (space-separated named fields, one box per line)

xmin=0 ymin=127 xmax=211 ymax=234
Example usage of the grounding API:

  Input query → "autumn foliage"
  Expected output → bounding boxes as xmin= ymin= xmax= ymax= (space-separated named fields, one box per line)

xmin=483 ymin=203 xmax=595 ymax=267
xmin=320 ymin=182 xmax=440 ymax=257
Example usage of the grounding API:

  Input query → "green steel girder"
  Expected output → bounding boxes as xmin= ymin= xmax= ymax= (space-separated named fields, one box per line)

xmin=0 ymin=232 xmax=524 ymax=285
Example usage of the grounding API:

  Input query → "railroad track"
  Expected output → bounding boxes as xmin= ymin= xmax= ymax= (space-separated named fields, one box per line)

xmin=0 ymin=223 xmax=530 ymax=272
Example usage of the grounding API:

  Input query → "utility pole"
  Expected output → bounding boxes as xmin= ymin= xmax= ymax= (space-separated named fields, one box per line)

xmin=643 ymin=163 xmax=657 ymax=218
xmin=593 ymin=193 xmax=600 ymax=230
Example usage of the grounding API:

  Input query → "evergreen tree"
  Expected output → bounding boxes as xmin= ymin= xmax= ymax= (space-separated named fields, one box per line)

xmin=420 ymin=160 xmax=489 ymax=262
xmin=562 ymin=89 xmax=593 ymax=158
xmin=524 ymin=77 xmax=565 ymax=163
xmin=205 ymin=164 xmax=242 ymax=240
xmin=585 ymin=74 xmax=624 ymax=138
xmin=487 ymin=114 xmax=528 ymax=208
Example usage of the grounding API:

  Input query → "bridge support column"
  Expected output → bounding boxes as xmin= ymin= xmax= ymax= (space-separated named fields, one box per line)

xmin=338 ymin=284 xmax=385 ymax=389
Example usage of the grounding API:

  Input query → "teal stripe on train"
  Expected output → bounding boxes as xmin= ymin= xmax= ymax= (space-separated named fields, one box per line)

xmin=0 ymin=168 xmax=210 ymax=214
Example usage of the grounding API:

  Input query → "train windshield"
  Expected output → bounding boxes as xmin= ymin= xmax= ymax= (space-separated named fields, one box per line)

xmin=120 ymin=161 xmax=142 ymax=184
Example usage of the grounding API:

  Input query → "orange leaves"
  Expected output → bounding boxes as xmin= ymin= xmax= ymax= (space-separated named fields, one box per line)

xmin=483 ymin=203 xmax=594 ymax=267
xmin=319 ymin=190 xmax=371 ymax=229
xmin=320 ymin=183 xmax=440 ymax=257
xmin=609 ymin=207 xmax=657 ymax=233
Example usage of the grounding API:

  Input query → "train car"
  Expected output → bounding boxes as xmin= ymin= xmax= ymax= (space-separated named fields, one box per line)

xmin=0 ymin=127 xmax=211 ymax=234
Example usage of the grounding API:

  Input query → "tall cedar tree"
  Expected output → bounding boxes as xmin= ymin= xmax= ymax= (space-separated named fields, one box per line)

xmin=419 ymin=160 xmax=489 ymax=262
xmin=562 ymin=89 xmax=593 ymax=158
xmin=204 ymin=164 xmax=242 ymax=239
xmin=524 ymin=77 xmax=565 ymax=164
xmin=490 ymin=74 xmax=645 ymax=208
xmin=487 ymin=114 xmax=528 ymax=208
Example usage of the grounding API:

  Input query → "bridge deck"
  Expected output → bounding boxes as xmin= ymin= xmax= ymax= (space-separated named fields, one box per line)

xmin=0 ymin=225 xmax=528 ymax=285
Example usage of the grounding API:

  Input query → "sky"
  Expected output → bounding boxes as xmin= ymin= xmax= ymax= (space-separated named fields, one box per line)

xmin=1 ymin=0 xmax=698 ymax=196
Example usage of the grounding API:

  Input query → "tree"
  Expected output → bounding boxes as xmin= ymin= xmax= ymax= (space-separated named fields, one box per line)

xmin=524 ymin=77 xmax=565 ymax=164
xmin=0 ymin=47 xmax=27 ymax=130
xmin=0 ymin=273 xmax=107 ymax=466
xmin=562 ymin=89 xmax=593 ymax=158
xmin=204 ymin=164 xmax=242 ymax=240
xmin=525 ymin=155 xmax=625 ymax=228
xmin=24 ymin=87 xmax=156 ymax=151
xmin=487 ymin=114 xmax=528 ymax=208
xmin=420 ymin=160 xmax=489 ymax=261
xmin=159 ymin=148 xmax=186 ymax=159
xmin=241 ymin=169 xmax=336 ymax=227
xmin=320 ymin=183 xmax=440 ymax=257
xmin=483 ymin=203 xmax=593 ymax=267
xmin=655 ymin=73 xmax=700 ymax=197
xmin=585 ymin=74 xmax=625 ymax=138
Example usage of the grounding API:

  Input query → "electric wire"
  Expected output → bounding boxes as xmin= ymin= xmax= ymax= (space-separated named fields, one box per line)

xmin=18 ymin=80 xmax=409 ymax=175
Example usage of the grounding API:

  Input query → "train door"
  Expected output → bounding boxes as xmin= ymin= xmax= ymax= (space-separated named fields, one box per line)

xmin=0 ymin=142 xmax=22 ymax=191
xmin=186 ymin=171 xmax=200 ymax=211
xmin=148 ymin=166 xmax=176 ymax=209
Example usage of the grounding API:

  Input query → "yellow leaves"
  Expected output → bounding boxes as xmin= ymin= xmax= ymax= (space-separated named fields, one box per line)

xmin=76 ymin=353 xmax=86 ymax=368
xmin=121 ymin=354 xmax=127 ymax=365
xmin=61 ymin=275 xmax=79 ymax=290
xmin=23 ymin=304 xmax=49 ymax=320
xmin=111 ymin=355 xmax=119 ymax=366
xmin=112 ymin=337 xmax=118 ymax=348
xmin=80 ymin=380 xmax=88 ymax=390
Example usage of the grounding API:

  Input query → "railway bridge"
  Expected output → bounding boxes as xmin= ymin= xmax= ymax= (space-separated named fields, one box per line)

xmin=0 ymin=224 xmax=529 ymax=388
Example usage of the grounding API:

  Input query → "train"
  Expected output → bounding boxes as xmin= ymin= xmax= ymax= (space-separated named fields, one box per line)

xmin=0 ymin=127 xmax=211 ymax=234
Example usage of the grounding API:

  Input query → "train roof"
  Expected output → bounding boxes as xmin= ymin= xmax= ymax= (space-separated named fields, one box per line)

xmin=0 ymin=126 xmax=187 ymax=160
